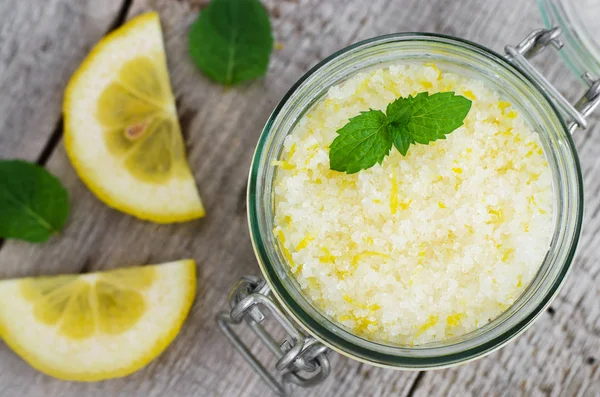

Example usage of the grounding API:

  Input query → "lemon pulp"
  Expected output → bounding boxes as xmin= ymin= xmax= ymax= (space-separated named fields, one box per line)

xmin=64 ymin=12 xmax=204 ymax=223
xmin=0 ymin=259 xmax=196 ymax=381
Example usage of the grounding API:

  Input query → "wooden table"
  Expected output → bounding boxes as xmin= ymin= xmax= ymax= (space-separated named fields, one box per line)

xmin=0 ymin=0 xmax=599 ymax=396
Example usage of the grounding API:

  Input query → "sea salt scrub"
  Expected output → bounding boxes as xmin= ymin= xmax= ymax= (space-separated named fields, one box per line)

xmin=272 ymin=64 xmax=553 ymax=345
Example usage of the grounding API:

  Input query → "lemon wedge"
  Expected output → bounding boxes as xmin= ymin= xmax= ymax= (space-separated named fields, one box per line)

xmin=64 ymin=12 xmax=205 ymax=223
xmin=0 ymin=259 xmax=196 ymax=381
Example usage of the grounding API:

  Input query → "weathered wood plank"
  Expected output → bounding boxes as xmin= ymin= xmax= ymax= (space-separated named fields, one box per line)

xmin=0 ymin=0 xmax=421 ymax=395
xmin=409 ymin=2 xmax=600 ymax=397
xmin=0 ymin=0 xmax=125 ymax=161
xmin=0 ymin=0 xmax=599 ymax=397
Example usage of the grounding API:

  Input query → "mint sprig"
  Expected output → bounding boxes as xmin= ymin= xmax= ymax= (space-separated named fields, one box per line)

xmin=0 ymin=160 xmax=69 ymax=242
xmin=189 ymin=0 xmax=274 ymax=85
xmin=329 ymin=92 xmax=471 ymax=173
xmin=329 ymin=110 xmax=392 ymax=174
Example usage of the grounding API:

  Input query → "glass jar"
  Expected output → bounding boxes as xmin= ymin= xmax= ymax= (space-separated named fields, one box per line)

xmin=218 ymin=13 xmax=600 ymax=397
xmin=539 ymin=0 xmax=600 ymax=79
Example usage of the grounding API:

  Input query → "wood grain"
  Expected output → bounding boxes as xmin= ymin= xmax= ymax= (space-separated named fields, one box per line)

xmin=0 ymin=0 xmax=125 ymax=162
xmin=0 ymin=0 xmax=599 ymax=396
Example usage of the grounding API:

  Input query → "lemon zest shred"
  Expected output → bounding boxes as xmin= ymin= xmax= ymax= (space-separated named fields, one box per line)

xmin=423 ymin=62 xmax=442 ymax=80
xmin=295 ymin=234 xmax=315 ymax=250
xmin=390 ymin=169 xmax=399 ymax=214
xmin=416 ymin=315 xmax=438 ymax=337
xmin=497 ymin=101 xmax=511 ymax=114
xmin=486 ymin=207 xmax=504 ymax=225
xmin=319 ymin=247 xmax=336 ymax=263
xmin=352 ymin=252 xmax=392 ymax=267
xmin=399 ymin=200 xmax=412 ymax=210
xmin=502 ymin=248 xmax=515 ymax=262
xmin=293 ymin=263 xmax=303 ymax=276
xmin=463 ymin=90 xmax=477 ymax=100
xmin=287 ymin=143 xmax=297 ymax=160
xmin=276 ymin=228 xmax=295 ymax=265
xmin=271 ymin=160 xmax=294 ymax=170
xmin=446 ymin=313 xmax=464 ymax=327
xmin=355 ymin=79 xmax=370 ymax=95
xmin=333 ymin=268 xmax=349 ymax=279
xmin=343 ymin=294 xmax=367 ymax=309
xmin=354 ymin=317 xmax=378 ymax=333
xmin=276 ymin=228 xmax=285 ymax=244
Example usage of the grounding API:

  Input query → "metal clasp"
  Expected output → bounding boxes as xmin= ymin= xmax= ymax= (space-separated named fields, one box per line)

xmin=217 ymin=276 xmax=331 ymax=396
xmin=505 ymin=27 xmax=600 ymax=133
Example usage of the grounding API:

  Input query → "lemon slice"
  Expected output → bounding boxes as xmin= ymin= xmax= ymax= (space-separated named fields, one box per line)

xmin=64 ymin=12 xmax=205 ymax=223
xmin=0 ymin=259 xmax=196 ymax=381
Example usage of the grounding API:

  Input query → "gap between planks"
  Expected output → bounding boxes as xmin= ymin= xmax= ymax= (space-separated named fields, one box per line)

xmin=406 ymin=371 xmax=426 ymax=396
xmin=0 ymin=0 xmax=134 ymax=255
xmin=0 ymin=1 xmax=426 ymax=394
xmin=35 ymin=0 xmax=134 ymax=168
xmin=0 ymin=2 xmax=446 ymax=394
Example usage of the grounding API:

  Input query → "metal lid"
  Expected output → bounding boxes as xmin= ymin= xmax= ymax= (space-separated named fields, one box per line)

xmin=539 ymin=0 xmax=600 ymax=79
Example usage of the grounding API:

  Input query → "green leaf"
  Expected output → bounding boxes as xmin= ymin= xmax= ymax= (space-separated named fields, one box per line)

xmin=386 ymin=96 xmax=413 ymax=126
xmin=389 ymin=124 xmax=412 ymax=156
xmin=386 ymin=96 xmax=414 ymax=156
xmin=408 ymin=92 xmax=472 ymax=144
xmin=328 ymin=90 xmax=471 ymax=173
xmin=0 ymin=160 xmax=69 ymax=242
xmin=188 ymin=0 xmax=274 ymax=85
xmin=329 ymin=110 xmax=392 ymax=174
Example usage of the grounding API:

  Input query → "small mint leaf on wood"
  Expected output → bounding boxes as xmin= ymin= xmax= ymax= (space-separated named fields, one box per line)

xmin=0 ymin=160 xmax=69 ymax=242
xmin=189 ymin=0 xmax=274 ymax=85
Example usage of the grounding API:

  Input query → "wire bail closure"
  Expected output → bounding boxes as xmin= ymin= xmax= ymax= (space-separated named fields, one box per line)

xmin=505 ymin=27 xmax=600 ymax=133
xmin=217 ymin=276 xmax=331 ymax=396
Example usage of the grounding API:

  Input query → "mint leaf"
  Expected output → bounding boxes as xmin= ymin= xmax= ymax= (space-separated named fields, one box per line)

xmin=389 ymin=124 xmax=412 ymax=156
xmin=0 ymin=160 xmax=69 ymax=242
xmin=408 ymin=92 xmax=472 ymax=144
xmin=329 ymin=91 xmax=471 ymax=172
xmin=329 ymin=110 xmax=392 ymax=174
xmin=386 ymin=97 xmax=414 ymax=155
xmin=189 ymin=0 xmax=273 ymax=85
xmin=386 ymin=96 xmax=413 ymax=126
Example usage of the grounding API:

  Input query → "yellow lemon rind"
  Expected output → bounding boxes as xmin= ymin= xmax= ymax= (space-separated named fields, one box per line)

xmin=63 ymin=12 xmax=205 ymax=223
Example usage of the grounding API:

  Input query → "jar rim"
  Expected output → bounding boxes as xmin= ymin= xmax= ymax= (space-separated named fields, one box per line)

xmin=247 ymin=32 xmax=583 ymax=368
